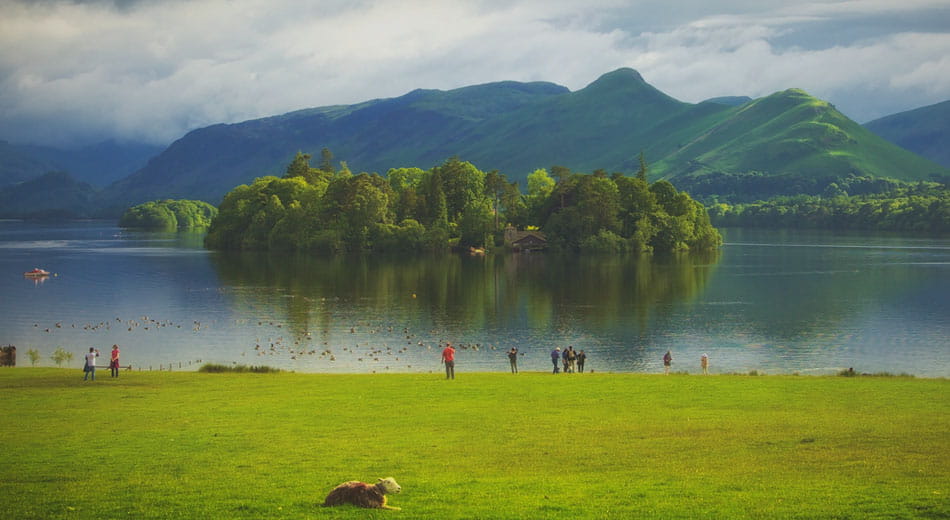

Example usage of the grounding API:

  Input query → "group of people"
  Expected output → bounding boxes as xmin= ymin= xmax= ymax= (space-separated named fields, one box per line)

xmin=550 ymin=346 xmax=586 ymax=374
xmin=82 ymin=344 xmax=121 ymax=381
xmin=442 ymin=344 xmax=710 ymax=378
xmin=441 ymin=343 xmax=590 ymax=378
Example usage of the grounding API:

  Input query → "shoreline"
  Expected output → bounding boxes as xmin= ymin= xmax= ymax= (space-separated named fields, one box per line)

xmin=2 ymin=366 xmax=944 ymax=379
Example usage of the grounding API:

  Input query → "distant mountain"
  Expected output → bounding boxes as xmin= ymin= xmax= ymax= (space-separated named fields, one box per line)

xmin=4 ymin=68 xmax=947 ymax=217
xmin=23 ymin=140 xmax=164 ymax=186
xmin=864 ymin=100 xmax=950 ymax=168
xmin=102 ymin=80 xmax=570 ymax=206
xmin=0 ymin=140 xmax=162 ymax=188
xmin=0 ymin=140 xmax=59 ymax=186
xmin=101 ymin=68 xmax=946 ymax=209
xmin=0 ymin=171 xmax=102 ymax=218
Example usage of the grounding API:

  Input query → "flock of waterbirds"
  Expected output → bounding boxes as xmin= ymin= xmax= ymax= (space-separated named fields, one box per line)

xmin=29 ymin=315 xmax=523 ymax=372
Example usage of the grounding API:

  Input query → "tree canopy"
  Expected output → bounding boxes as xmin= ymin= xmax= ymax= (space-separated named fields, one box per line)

xmin=205 ymin=153 xmax=722 ymax=254
xmin=119 ymin=199 xmax=218 ymax=231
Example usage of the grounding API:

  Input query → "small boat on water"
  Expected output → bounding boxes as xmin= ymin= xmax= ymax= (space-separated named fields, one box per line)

xmin=23 ymin=268 xmax=50 ymax=278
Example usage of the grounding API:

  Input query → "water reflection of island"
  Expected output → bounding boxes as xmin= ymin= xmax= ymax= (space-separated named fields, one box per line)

xmin=211 ymin=250 xmax=721 ymax=343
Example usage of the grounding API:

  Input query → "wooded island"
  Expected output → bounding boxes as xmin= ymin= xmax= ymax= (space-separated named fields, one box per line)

xmin=203 ymin=151 xmax=722 ymax=254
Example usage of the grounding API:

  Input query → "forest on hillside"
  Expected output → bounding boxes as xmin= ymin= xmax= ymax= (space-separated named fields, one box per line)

xmin=708 ymin=183 xmax=949 ymax=232
xmin=204 ymin=151 xmax=722 ymax=254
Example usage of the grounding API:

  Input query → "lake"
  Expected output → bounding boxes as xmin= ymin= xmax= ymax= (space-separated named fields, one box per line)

xmin=1 ymin=221 xmax=948 ymax=377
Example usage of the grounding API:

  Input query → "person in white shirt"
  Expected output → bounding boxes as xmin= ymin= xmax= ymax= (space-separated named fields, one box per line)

xmin=83 ymin=348 xmax=99 ymax=381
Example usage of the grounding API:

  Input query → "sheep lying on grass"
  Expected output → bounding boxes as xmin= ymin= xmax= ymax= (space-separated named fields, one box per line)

xmin=322 ymin=477 xmax=402 ymax=510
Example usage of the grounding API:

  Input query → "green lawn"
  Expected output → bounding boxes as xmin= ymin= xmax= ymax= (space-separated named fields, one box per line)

xmin=1 ymin=369 xmax=947 ymax=519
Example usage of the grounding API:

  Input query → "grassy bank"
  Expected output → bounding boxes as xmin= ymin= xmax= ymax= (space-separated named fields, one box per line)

xmin=1 ymin=369 xmax=947 ymax=519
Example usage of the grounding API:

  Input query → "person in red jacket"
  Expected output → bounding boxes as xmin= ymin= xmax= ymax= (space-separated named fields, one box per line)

xmin=441 ymin=342 xmax=456 ymax=380
xmin=110 ymin=344 xmax=121 ymax=378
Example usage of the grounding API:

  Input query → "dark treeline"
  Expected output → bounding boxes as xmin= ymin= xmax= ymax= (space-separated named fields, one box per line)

xmin=204 ymin=151 xmax=722 ymax=254
xmin=708 ymin=183 xmax=950 ymax=232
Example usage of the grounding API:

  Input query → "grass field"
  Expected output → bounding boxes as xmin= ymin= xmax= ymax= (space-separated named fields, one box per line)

xmin=1 ymin=368 xmax=947 ymax=519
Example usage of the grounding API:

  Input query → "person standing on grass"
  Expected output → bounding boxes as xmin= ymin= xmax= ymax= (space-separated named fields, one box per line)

xmin=663 ymin=350 xmax=673 ymax=375
xmin=701 ymin=353 xmax=709 ymax=375
xmin=507 ymin=347 xmax=518 ymax=374
xmin=110 ymin=344 xmax=121 ymax=378
xmin=566 ymin=346 xmax=577 ymax=373
xmin=83 ymin=347 xmax=99 ymax=381
xmin=551 ymin=347 xmax=560 ymax=374
xmin=441 ymin=342 xmax=456 ymax=380
xmin=577 ymin=350 xmax=587 ymax=373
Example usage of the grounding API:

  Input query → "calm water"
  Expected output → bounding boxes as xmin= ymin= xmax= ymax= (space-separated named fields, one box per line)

xmin=1 ymin=221 xmax=948 ymax=376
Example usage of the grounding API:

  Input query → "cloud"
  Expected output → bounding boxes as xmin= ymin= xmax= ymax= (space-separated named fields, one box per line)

xmin=0 ymin=0 xmax=947 ymax=147
xmin=622 ymin=8 xmax=950 ymax=121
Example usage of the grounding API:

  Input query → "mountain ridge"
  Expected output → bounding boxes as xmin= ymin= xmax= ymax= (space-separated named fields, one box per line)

xmin=2 ymin=69 xmax=947 ymax=217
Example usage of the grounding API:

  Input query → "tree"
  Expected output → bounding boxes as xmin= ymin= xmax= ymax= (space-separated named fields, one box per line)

xmin=284 ymin=151 xmax=330 ymax=186
xmin=500 ymin=179 xmax=528 ymax=229
xmin=50 ymin=347 xmax=73 ymax=367
xmin=418 ymin=169 xmax=449 ymax=229
xmin=551 ymin=165 xmax=571 ymax=209
xmin=119 ymin=199 xmax=217 ymax=231
xmin=457 ymin=199 xmax=494 ymax=248
xmin=637 ymin=151 xmax=648 ymax=181
xmin=433 ymin=157 xmax=486 ymax=221
xmin=484 ymin=169 xmax=507 ymax=232
xmin=527 ymin=168 xmax=555 ymax=201
xmin=650 ymin=180 xmax=678 ymax=213
xmin=616 ymin=176 xmax=657 ymax=237
xmin=388 ymin=167 xmax=425 ymax=222
xmin=27 ymin=348 xmax=41 ymax=366
xmin=319 ymin=147 xmax=335 ymax=174
xmin=285 ymin=151 xmax=313 ymax=178
xmin=526 ymin=168 xmax=555 ymax=222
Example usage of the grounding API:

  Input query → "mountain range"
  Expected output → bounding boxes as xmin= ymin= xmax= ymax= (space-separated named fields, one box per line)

xmin=1 ymin=68 xmax=947 ymax=218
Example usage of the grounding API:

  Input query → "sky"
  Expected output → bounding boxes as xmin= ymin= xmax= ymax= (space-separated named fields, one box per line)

xmin=1 ymin=0 xmax=948 ymax=148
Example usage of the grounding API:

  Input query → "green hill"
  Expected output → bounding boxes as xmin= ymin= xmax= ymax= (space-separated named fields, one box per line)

xmin=864 ymin=100 xmax=950 ymax=169
xmin=10 ymin=69 xmax=947 ymax=215
xmin=659 ymin=89 xmax=945 ymax=182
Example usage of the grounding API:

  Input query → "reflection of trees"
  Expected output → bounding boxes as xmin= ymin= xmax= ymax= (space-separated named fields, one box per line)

xmin=496 ymin=251 xmax=721 ymax=333
xmin=710 ymin=229 xmax=937 ymax=343
xmin=210 ymin=250 xmax=721 ymax=337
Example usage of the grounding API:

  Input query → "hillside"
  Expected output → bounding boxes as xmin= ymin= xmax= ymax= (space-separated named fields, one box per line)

xmin=658 ymin=89 xmax=945 ymax=181
xmin=865 ymin=100 xmax=950 ymax=168
xmin=101 ymin=68 xmax=946 ymax=209
xmin=0 ymin=171 xmax=102 ymax=218
xmin=0 ymin=140 xmax=161 ymax=188
xmin=0 ymin=140 xmax=59 ymax=187
xmin=4 ymin=68 xmax=948 ymax=216
xmin=101 ymin=80 xmax=570 ymax=207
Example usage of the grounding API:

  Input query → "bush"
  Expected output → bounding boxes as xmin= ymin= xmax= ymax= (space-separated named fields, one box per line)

xmin=120 ymin=199 xmax=217 ymax=230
